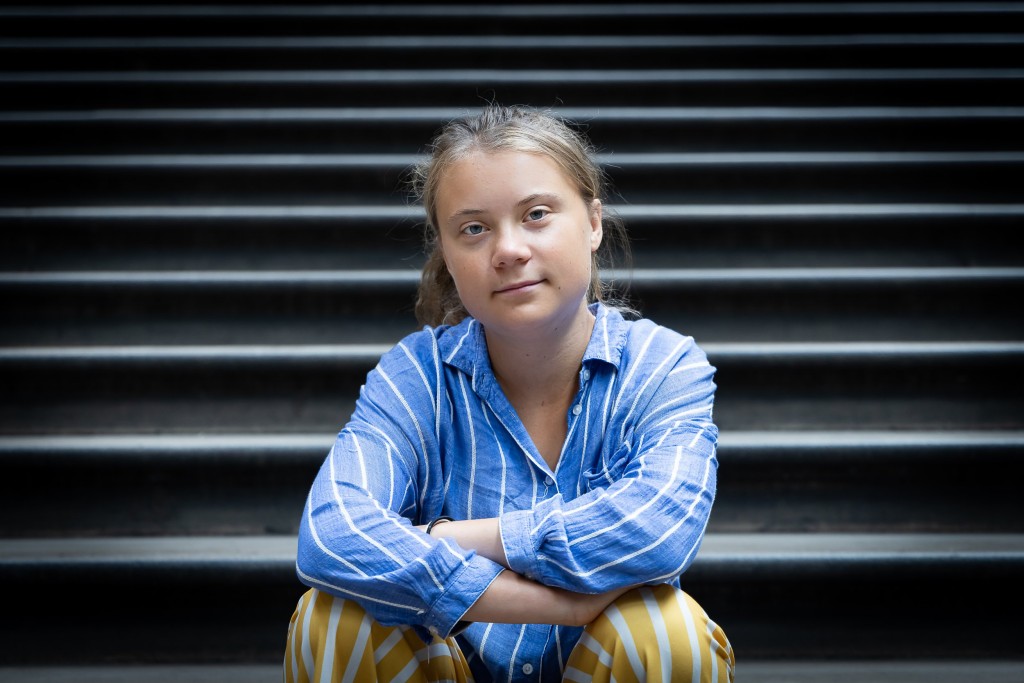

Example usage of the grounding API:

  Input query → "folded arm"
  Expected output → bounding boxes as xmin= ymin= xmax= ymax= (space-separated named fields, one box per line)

xmin=499 ymin=336 xmax=720 ymax=593
xmin=420 ymin=518 xmax=633 ymax=626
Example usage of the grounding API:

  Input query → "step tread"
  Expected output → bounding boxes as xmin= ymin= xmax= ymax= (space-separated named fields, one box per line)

xmin=5 ymin=3 xmax=1022 ymax=18
xmin=5 ymin=266 xmax=1022 ymax=284
xmin=8 ymin=34 xmax=1024 ymax=49
xmin=3 ymin=105 xmax=1023 ymax=123
xmin=3 ymin=533 xmax=1023 ymax=563
xmin=4 ymin=203 xmax=1024 ymax=221
xmin=6 ymin=67 xmax=1023 ymax=83
xmin=1 ymin=661 xmax=1022 ymax=683
xmin=0 ymin=665 xmax=280 ymax=683
xmin=5 ymin=151 xmax=1024 ymax=166
xmin=5 ymin=430 xmax=1021 ymax=456
xmin=3 ymin=340 xmax=1021 ymax=362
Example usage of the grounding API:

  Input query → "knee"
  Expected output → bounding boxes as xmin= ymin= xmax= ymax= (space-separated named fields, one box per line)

xmin=584 ymin=585 xmax=735 ymax=682
xmin=288 ymin=588 xmax=371 ymax=652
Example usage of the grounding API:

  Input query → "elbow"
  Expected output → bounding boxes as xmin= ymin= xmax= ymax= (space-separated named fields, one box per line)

xmin=294 ymin=521 xmax=324 ymax=585
xmin=658 ymin=519 xmax=711 ymax=580
xmin=295 ymin=550 xmax=315 ymax=585
xmin=633 ymin=515 xmax=711 ymax=584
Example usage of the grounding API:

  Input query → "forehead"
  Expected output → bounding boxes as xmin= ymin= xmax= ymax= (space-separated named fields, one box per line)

xmin=436 ymin=150 xmax=579 ymax=209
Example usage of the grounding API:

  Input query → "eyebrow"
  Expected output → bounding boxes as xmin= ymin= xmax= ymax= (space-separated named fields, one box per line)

xmin=446 ymin=207 xmax=486 ymax=223
xmin=517 ymin=192 xmax=561 ymax=208
xmin=444 ymin=193 xmax=563 ymax=225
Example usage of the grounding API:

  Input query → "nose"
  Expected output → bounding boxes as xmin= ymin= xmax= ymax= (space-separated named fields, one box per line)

xmin=491 ymin=226 xmax=531 ymax=268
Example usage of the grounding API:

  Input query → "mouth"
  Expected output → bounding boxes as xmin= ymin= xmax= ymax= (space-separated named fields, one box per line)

xmin=495 ymin=279 xmax=542 ymax=294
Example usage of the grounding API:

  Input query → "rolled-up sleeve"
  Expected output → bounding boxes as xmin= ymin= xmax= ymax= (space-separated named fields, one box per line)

xmin=295 ymin=332 xmax=505 ymax=638
xmin=500 ymin=328 xmax=718 ymax=593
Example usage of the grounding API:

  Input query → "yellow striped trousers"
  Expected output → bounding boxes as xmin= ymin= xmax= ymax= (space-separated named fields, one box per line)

xmin=284 ymin=584 xmax=735 ymax=682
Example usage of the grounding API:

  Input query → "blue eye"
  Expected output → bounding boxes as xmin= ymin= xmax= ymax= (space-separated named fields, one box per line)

xmin=462 ymin=223 xmax=485 ymax=236
xmin=527 ymin=209 xmax=547 ymax=221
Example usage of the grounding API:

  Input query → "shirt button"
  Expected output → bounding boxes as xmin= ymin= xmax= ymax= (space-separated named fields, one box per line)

xmin=544 ymin=476 xmax=554 ymax=486
xmin=582 ymin=368 xmax=590 ymax=381
xmin=522 ymin=663 xmax=534 ymax=675
xmin=572 ymin=404 xmax=582 ymax=416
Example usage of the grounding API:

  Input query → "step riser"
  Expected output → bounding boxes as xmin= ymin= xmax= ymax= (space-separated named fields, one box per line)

xmin=0 ymin=572 xmax=302 ymax=666
xmin=6 ymin=215 xmax=1024 ymax=270
xmin=4 ymin=9 xmax=1021 ymax=38
xmin=3 ymin=355 xmax=1021 ymax=432
xmin=3 ymin=442 xmax=1021 ymax=536
xmin=5 ymin=281 xmax=1022 ymax=344
xmin=701 ymin=567 xmax=1023 ymax=659
xmin=2 ymin=552 xmax=1019 ymax=664
xmin=4 ymin=78 xmax=1023 ymax=109
xmin=4 ymin=161 xmax=1021 ymax=204
xmin=5 ymin=117 xmax=1022 ymax=154
xmin=5 ymin=42 xmax=1022 ymax=71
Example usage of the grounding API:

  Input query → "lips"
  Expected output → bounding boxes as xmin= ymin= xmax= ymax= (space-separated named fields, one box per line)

xmin=496 ymin=280 xmax=542 ymax=294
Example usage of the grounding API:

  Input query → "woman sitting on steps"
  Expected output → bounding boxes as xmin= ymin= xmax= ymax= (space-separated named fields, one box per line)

xmin=284 ymin=104 xmax=735 ymax=683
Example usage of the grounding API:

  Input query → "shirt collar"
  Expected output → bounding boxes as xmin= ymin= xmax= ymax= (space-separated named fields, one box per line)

xmin=437 ymin=316 xmax=486 ymax=382
xmin=582 ymin=301 xmax=629 ymax=370
xmin=437 ymin=302 xmax=630 ymax=380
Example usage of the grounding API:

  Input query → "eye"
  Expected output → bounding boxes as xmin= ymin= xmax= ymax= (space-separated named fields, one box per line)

xmin=461 ymin=223 xmax=486 ymax=236
xmin=526 ymin=208 xmax=548 ymax=222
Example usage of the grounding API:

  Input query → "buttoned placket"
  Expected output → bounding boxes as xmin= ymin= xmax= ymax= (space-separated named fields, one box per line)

xmin=545 ymin=364 xmax=592 ymax=493
xmin=505 ymin=624 xmax=553 ymax=682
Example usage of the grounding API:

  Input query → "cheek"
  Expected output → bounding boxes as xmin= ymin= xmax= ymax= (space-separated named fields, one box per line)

xmin=444 ymin=256 xmax=468 ymax=281
xmin=440 ymin=246 xmax=460 ymax=281
xmin=569 ymin=233 xmax=596 ymax=271
xmin=442 ymin=255 xmax=475 ymax=296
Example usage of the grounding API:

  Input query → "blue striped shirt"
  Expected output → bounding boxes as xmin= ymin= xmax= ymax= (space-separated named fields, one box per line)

xmin=296 ymin=302 xmax=719 ymax=683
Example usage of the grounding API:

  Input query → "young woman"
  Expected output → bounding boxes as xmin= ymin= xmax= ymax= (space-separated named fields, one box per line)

xmin=284 ymin=105 xmax=735 ymax=682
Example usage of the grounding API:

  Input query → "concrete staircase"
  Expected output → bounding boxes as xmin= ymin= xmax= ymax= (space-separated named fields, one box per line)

xmin=1 ymin=2 xmax=1023 ymax=681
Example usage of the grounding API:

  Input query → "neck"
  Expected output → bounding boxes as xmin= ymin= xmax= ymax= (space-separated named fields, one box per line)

xmin=485 ymin=305 xmax=595 ymax=403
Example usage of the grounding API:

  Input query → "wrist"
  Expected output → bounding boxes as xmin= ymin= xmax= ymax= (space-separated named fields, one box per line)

xmin=562 ymin=590 xmax=587 ymax=627
xmin=425 ymin=516 xmax=454 ymax=536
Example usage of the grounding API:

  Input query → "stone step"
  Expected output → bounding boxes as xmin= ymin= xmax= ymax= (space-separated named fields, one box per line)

xmin=4 ymin=68 xmax=1022 ymax=109
xmin=1 ymin=342 xmax=1021 ymax=434
xmin=4 ymin=33 xmax=1021 ymax=71
xmin=2 ymin=431 xmax=1020 ymax=537
xmin=2 ymin=106 xmax=1022 ymax=154
xmin=2 ymin=661 xmax=1023 ymax=683
xmin=3 ymin=269 xmax=1021 ymax=345
xmin=4 ymin=205 xmax=1022 ymax=271
xmin=0 ymin=533 xmax=1019 ymax=663
xmin=4 ymin=2 xmax=1021 ymax=38
xmin=4 ymin=151 xmax=1022 ymax=204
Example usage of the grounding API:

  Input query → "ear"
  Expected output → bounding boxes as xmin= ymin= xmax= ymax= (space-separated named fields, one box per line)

xmin=588 ymin=199 xmax=604 ymax=252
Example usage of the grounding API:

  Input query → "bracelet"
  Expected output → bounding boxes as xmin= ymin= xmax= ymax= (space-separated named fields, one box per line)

xmin=425 ymin=516 xmax=454 ymax=535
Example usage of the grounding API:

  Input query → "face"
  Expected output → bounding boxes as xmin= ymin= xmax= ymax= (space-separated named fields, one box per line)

xmin=434 ymin=150 xmax=603 ymax=340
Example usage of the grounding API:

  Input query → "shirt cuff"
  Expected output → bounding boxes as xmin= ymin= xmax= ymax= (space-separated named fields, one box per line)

xmin=422 ymin=553 xmax=504 ymax=640
xmin=499 ymin=508 xmax=539 ymax=581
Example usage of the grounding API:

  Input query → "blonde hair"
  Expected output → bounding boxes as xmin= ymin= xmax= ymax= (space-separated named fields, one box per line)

xmin=408 ymin=104 xmax=633 ymax=327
